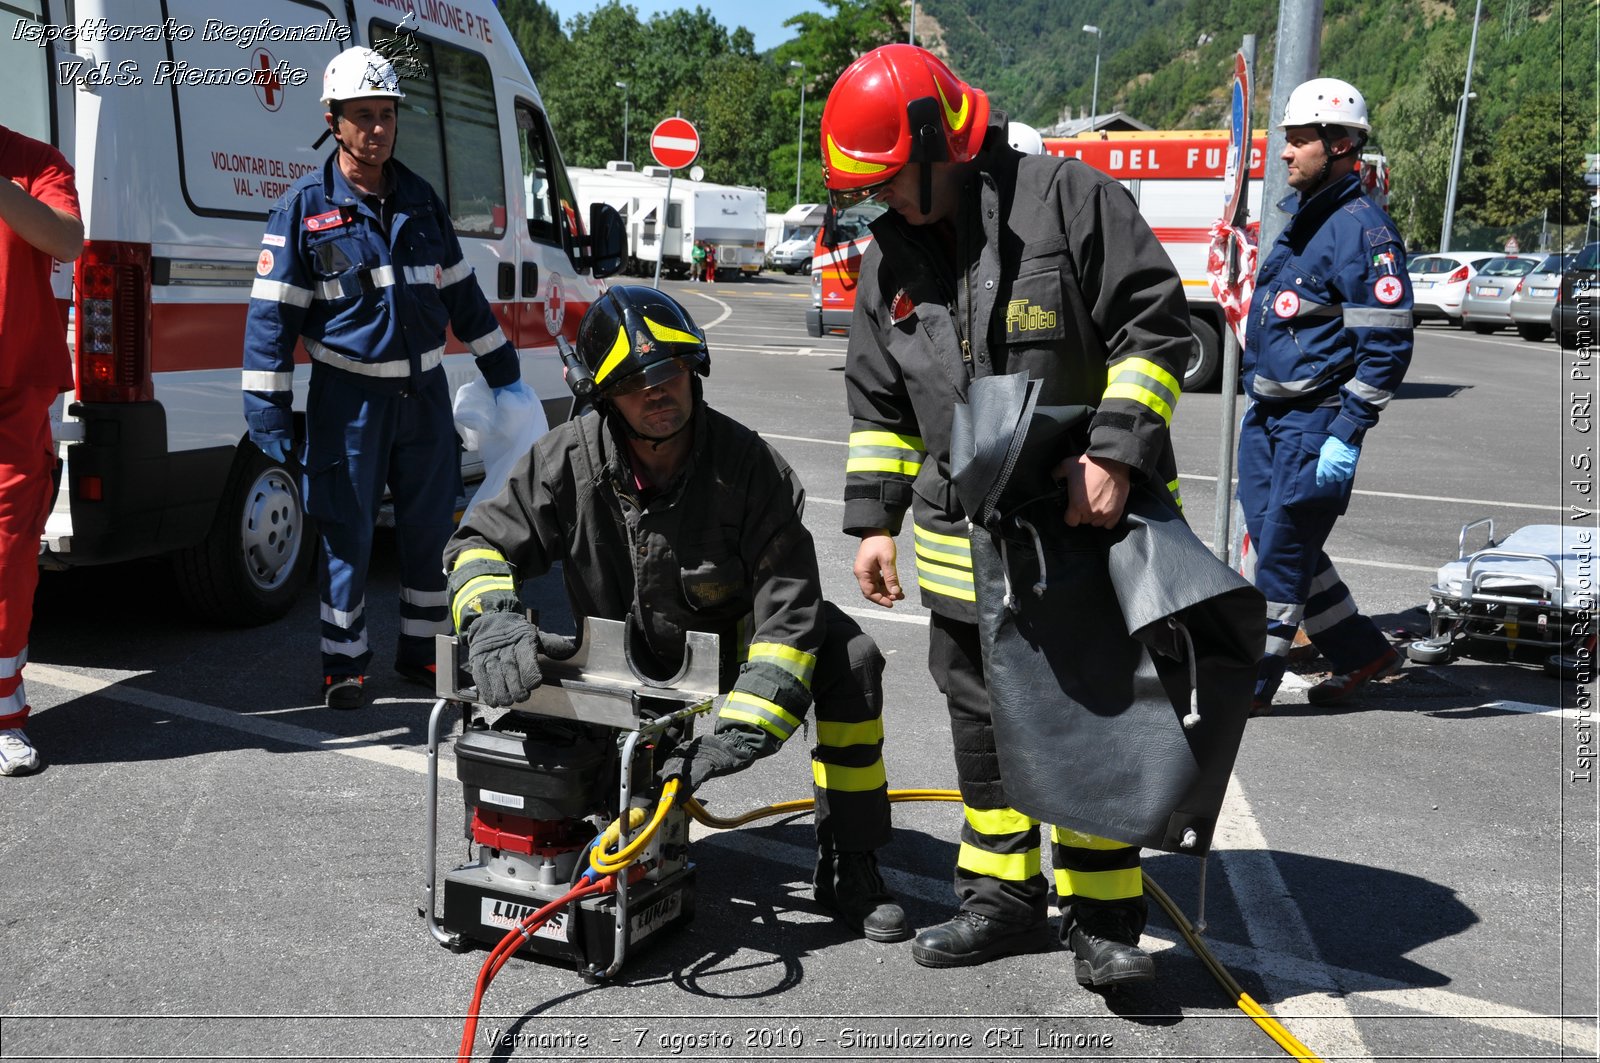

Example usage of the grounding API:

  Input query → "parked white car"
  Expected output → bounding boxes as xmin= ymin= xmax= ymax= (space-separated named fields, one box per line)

xmin=1408 ymin=251 xmax=1500 ymax=323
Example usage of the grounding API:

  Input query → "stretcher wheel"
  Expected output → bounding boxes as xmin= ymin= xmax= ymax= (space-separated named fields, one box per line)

xmin=1407 ymin=638 xmax=1453 ymax=665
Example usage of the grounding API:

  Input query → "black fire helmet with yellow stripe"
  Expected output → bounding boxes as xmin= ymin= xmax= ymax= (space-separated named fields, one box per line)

xmin=575 ymin=285 xmax=710 ymax=404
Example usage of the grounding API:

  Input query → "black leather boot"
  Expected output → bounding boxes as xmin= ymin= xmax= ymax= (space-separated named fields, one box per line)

xmin=910 ymin=910 xmax=1047 ymax=968
xmin=1067 ymin=913 xmax=1155 ymax=988
xmin=814 ymin=851 xmax=911 ymax=943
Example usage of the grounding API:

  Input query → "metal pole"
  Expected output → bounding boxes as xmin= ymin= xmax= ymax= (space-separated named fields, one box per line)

xmin=1258 ymin=0 xmax=1322 ymax=253
xmin=653 ymin=168 xmax=674 ymax=289
xmin=1213 ymin=35 xmax=1255 ymax=565
xmin=1439 ymin=0 xmax=1483 ymax=253
xmin=1082 ymin=25 xmax=1101 ymax=127
xmin=615 ymin=81 xmax=629 ymax=164
xmin=796 ymin=80 xmax=806 ymax=207
xmin=909 ymin=0 xmax=916 ymax=45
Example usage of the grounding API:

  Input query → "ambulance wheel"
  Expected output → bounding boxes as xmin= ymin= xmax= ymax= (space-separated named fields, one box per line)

xmin=173 ymin=445 xmax=314 ymax=626
xmin=1406 ymin=638 xmax=1453 ymax=665
xmin=1184 ymin=317 xmax=1221 ymax=391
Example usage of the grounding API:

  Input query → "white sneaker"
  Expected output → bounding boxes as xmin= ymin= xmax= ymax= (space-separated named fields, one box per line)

xmin=0 ymin=729 xmax=40 ymax=775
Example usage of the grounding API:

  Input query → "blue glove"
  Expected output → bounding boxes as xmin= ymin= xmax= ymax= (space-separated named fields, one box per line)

xmin=257 ymin=438 xmax=289 ymax=464
xmin=492 ymin=379 xmax=533 ymax=404
xmin=1315 ymin=436 xmax=1360 ymax=486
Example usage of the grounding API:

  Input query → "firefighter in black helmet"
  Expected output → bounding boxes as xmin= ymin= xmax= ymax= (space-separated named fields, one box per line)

xmin=444 ymin=286 xmax=910 ymax=943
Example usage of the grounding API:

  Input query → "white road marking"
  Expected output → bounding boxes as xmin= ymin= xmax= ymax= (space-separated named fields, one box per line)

xmin=1212 ymin=778 xmax=1374 ymax=1057
xmin=24 ymin=666 xmax=1586 ymax=1048
xmin=681 ymin=288 xmax=733 ymax=328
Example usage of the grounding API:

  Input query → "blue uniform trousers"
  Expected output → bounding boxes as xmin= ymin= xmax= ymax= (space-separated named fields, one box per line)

xmin=304 ymin=366 xmax=459 ymax=678
xmin=1236 ymin=402 xmax=1390 ymax=700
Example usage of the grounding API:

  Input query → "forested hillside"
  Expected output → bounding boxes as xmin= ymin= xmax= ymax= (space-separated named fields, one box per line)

xmin=499 ymin=0 xmax=1592 ymax=251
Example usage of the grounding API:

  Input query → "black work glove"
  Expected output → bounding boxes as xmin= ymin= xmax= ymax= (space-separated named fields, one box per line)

xmin=657 ymin=720 xmax=782 ymax=797
xmin=463 ymin=611 xmax=543 ymax=707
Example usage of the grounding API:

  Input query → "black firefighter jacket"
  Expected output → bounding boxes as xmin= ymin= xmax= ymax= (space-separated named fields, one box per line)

xmin=444 ymin=403 xmax=825 ymax=743
xmin=842 ymin=126 xmax=1194 ymax=623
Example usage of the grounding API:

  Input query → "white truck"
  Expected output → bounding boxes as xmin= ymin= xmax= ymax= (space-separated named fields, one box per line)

xmin=11 ymin=0 xmax=622 ymax=623
xmin=569 ymin=163 xmax=767 ymax=279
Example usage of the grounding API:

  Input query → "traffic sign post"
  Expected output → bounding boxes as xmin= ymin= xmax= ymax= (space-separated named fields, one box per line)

xmin=649 ymin=118 xmax=701 ymax=288
xmin=1215 ymin=37 xmax=1255 ymax=567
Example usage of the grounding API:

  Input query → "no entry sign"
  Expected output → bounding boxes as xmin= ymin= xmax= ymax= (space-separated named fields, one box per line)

xmin=650 ymin=117 xmax=700 ymax=170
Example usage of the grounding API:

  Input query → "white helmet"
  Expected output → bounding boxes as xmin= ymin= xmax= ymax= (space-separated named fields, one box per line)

xmin=321 ymin=47 xmax=405 ymax=105
xmin=1007 ymin=121 xmax=1045 ymax=155
xmin=1278 ymin=77 xmax=1369 ymax=133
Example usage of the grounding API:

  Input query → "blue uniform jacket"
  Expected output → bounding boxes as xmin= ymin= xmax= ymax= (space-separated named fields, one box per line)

xmin=242 ymin=154 xmax=519 ymax=445
xmin=1244 ymin=171 xmax=1413 ymax=445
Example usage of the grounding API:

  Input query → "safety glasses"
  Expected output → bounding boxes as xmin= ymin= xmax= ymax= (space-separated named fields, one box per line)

xmin=828 ymin=176 xmax=896 ymax=212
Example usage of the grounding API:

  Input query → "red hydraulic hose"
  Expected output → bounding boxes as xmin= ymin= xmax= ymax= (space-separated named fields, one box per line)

xmin=456 ymin=875 xmax=616 ymax=1062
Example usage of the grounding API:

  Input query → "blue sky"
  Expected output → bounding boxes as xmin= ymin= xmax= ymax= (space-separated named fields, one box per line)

xmin=538 ymin=0 xmax=828 ymax=53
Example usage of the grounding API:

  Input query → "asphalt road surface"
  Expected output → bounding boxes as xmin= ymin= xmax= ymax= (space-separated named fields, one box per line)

xmin=5 ymin=271 xmax=1594 ymax=1062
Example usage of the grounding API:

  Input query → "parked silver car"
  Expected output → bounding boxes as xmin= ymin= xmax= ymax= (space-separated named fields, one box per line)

xmin=1459 ymin=255 xmax=1540 ymax=333
xmin=1507 ymin=252 xmax=1571 ymax=342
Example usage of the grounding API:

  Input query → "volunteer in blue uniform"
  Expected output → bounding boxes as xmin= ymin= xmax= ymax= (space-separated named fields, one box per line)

xmin=242 ymin=47 xmax=530 ymax=709
xmin=1239 ymin=78 xmax=1413 ymax=713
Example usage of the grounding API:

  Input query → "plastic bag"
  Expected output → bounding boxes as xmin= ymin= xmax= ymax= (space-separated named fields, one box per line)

xmin=453 ymin=377 xmax=548 ymax=519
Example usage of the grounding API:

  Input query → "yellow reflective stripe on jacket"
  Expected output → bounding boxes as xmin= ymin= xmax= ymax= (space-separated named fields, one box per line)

xmin=815 ymin=718 xmax=884 ymax=748
xmin=966 ymin=805 xmax=1039 ymax=836
xmin=846 ymin=429 xmax=926 ymax=477
xmin=1054 ymin=865 xmax=1144 ymax=901
xmin=958 ymin=842 xmax=1040 ymax=881
xmin=746 ymin=642 xmax=816 ymax=687
xmin=451 ymin=547 xmax=509 ymax=571
xmin=1167 ymin=477 xmax=1184 ymax=511
xmin=1104 ymin=356 xmax=1181 ymax=426
xmin=811 ymin=758 xmax=887 ymax=792
xmin=721 ymin=691 xmax=803 ymax=741
xmin=451 ymin=574 xmax=516 ymax=631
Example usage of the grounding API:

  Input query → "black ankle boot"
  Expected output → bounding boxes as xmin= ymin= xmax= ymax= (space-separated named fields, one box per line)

xmin=1067 ymin=925 xmax=1155 ymax=987
xmin=910 ymin=910 xmax=1046 ymax=968
xmin=814 ymin=851 xmax=911 ymax=943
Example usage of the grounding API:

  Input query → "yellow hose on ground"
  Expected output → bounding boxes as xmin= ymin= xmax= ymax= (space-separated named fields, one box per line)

xmin=685 ymin=787 xmax=1326 ymax=1063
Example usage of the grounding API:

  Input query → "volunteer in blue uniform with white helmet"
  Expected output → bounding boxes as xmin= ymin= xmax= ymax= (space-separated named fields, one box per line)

xmin=242 ymin=46 xmax=532 ymax=709
xmin=1239 ymin=77 xmax=1413 ymax=714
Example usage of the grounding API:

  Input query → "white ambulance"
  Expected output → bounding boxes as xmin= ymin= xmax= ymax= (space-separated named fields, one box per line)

xmin=6 ymin=0 xmax=622 ymax=623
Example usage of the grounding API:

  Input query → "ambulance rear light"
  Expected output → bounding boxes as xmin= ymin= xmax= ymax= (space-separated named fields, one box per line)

xmin=74 ymin=241 xmax=153 ymax=403
xmin=1447 ymin=266 xmax=1469 ymax=284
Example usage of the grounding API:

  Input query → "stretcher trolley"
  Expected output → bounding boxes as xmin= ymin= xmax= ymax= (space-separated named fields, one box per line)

xmin=1407 ymin=520 xmax=1595 ymax=676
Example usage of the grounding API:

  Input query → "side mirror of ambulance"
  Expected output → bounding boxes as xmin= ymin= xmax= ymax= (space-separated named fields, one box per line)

xmin=821 ymin=203 xmax=839 ymax=249
xmin=585 ymin=203 xmax=626 ymax=278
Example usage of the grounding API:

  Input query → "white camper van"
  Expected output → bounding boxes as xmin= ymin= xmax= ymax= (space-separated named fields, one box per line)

xmin=570 ymin=163 xmax=766 ymax=279
xmin=8 ymin=0 xmax=622 ymax=623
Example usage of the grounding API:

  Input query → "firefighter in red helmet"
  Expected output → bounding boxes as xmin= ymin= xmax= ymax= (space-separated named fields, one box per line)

xmin=823 ymin=44 xmax=1194 ymax=988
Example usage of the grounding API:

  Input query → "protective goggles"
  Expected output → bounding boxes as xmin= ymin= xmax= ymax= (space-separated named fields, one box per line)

xmin=604 ymin=355 xmax=698 ymax=396
xmin=828 ymin=174 xmax=897 ymax=213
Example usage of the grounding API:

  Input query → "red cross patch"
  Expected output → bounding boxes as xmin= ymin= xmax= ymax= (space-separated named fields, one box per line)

xmin=890 ymin=288 xmax=916 ymax=325
xmin=1373 ymin=275 xmax=1405 ymax=305
xmin=1273 ymin=290 xmax=1301 ymax=318
xmin=256 ymin=249 xmax=274 ymax=275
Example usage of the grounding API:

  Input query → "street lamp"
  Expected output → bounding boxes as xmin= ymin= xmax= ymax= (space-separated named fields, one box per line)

xmin=1439 ymin=0 xmax=1483 ymax=252
xmin=1082 ymin=25 xmax=1102 ymax=130
xmin=789 ymin=60 xmax=806 ymax=208
xmin=615 ymin=80 xmax=629 ymax=163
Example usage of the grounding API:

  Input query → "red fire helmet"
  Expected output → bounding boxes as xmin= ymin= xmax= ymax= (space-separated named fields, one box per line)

xmin=819 ymin=44 xmax=990 ymax=206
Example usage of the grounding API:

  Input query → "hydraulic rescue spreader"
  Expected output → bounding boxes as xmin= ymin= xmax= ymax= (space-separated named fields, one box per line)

xmin=420 ymin=616 xmax=718 ymax=979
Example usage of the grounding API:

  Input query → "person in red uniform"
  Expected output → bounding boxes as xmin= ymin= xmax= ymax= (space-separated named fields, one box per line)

xmin=0 ymin=123 xmax=84 ymax=776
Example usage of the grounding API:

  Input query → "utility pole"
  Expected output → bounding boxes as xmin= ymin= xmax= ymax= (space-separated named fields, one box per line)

xmin=1259 ymin=0 xmax=1323 ymax=252
xmin=1439 ymin=0 xmax=1484 ymax=252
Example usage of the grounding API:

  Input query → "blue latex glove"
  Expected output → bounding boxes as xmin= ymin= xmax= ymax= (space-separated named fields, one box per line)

xmin=258 ymin=438 xmax=290 ymax=464
xmin=1315 ymin=436 xmax=1360 ymax=486
xmin=492 ymin=379 xmax=533 ymax=404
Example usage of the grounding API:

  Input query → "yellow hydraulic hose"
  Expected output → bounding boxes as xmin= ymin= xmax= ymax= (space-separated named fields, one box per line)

xmin=685 ymin=787 xmax=1326 ymax=1063
xmin=590 ymin=777 xmax=683 ymax=875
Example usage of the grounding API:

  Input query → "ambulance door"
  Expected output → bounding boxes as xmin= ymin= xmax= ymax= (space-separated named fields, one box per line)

xmin=375 ymin=18 xmax=517 ymax=415
xmin=514 ymin=101 xmax=598 ymax=426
